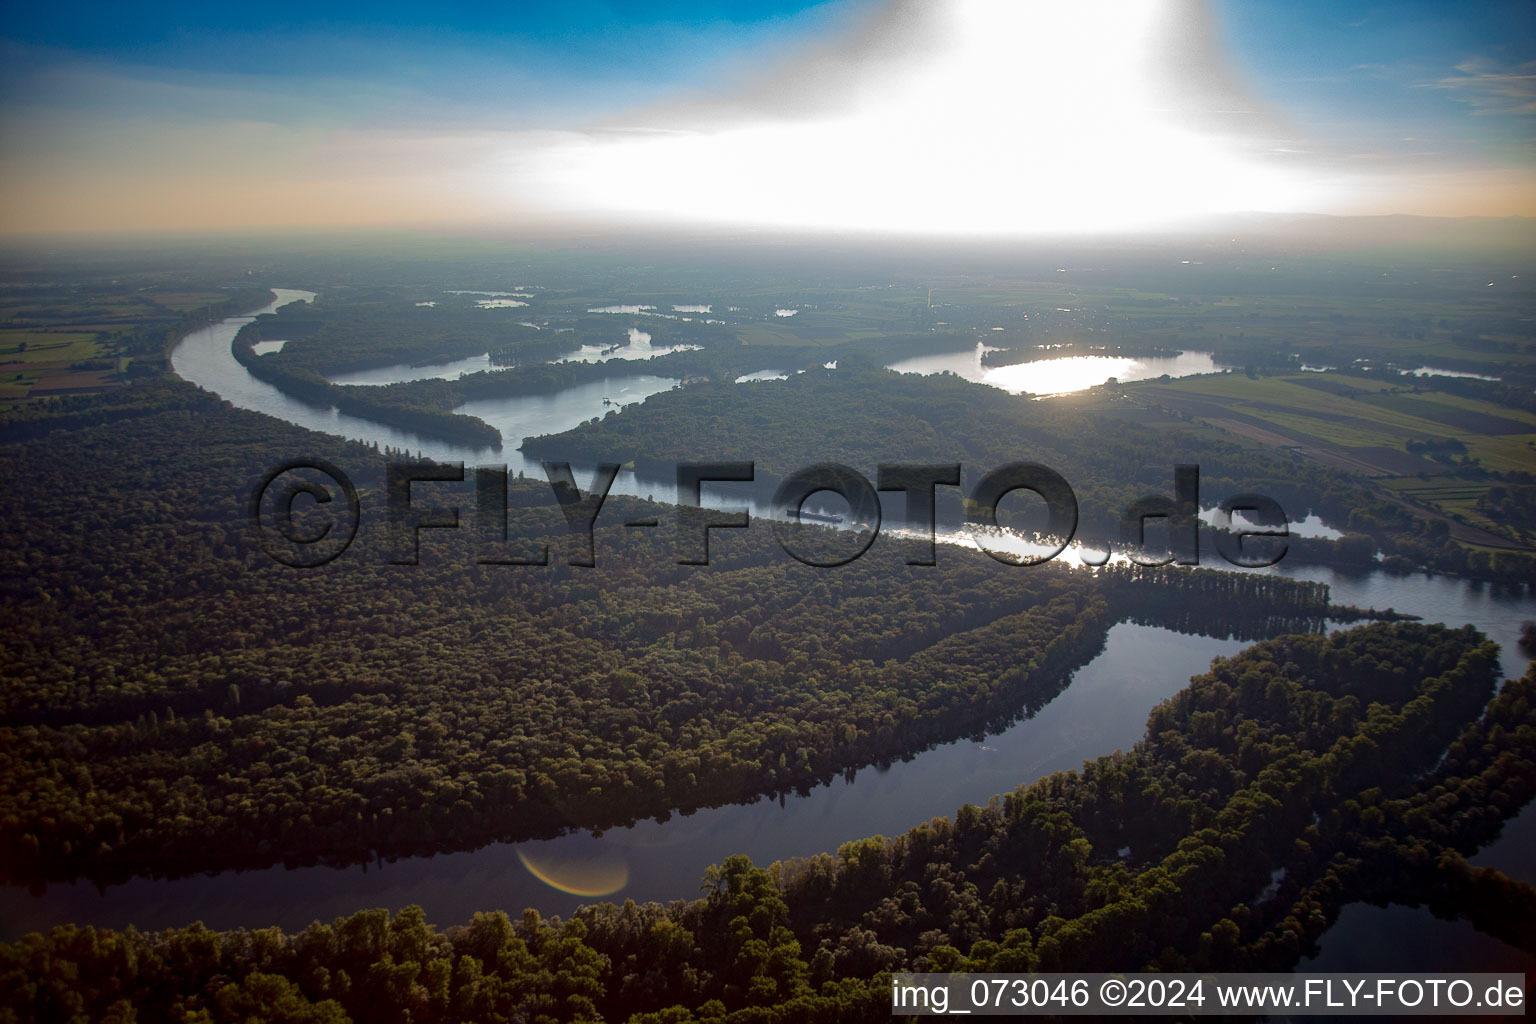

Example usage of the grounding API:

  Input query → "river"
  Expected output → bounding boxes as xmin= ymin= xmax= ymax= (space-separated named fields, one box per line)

xmin=4 ymin=293 xmax=1531 ymax=973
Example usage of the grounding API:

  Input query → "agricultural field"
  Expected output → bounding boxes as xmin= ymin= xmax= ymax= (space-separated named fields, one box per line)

xmin=1132 ymin=370 xmax=1536 ymax=544
xmin=1380 ymin=478 xmax=1505 ymax=536
xmin=0 ymin=331 xmax=108 ymax=402
xmin=1137 ymin=371 xmax=1535 ymax=468
xmin=0 ymin=279 xmax=262 ymax=404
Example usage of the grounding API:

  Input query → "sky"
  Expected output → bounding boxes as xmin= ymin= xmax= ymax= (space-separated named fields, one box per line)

xmin=0 ymin=0 xmax=1532 ymax=235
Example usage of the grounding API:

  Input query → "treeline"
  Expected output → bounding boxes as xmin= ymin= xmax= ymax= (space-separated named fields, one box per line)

xmin=243 ymin=295 xmax=554 ymax=376
xmin=230 ymin=316 xmax=505 ymax=447
xmin=1099 ymin=565 xmax=1333 ymax=640
xmin=332 ymin=386 xmax=504 ymax=448
xmin=978 ymin=342 xmax=1188 ymax=369
xmin=5 ymin=624 xmax=1531 ymax=1023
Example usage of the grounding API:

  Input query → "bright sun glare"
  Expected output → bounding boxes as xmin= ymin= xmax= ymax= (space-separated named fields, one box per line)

xmin=525 ymin=0 xmax=1320 ymax=234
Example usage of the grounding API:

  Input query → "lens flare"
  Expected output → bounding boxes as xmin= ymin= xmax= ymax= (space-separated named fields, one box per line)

xmin=516 ymin=846 xmax=629 ymax=897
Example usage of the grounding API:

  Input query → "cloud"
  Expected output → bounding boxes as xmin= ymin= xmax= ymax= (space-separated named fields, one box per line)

xmin=1426 ymin=57 xmax=1536 ymax=116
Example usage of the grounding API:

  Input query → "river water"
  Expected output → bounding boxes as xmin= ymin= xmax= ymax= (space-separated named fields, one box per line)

xmin=6 ymin=293 xmax=1531 ymax=971
xmin=169 ymin=290 xmax=678 ymax=477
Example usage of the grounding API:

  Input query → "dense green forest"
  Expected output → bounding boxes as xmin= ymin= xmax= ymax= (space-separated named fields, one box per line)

xmin=0 ymin=378 xmax=1339 ymax=884
xmin=4 ymin=623 xmax=1532 ymax=1023
xmin=245 ymin=296 xmax=553 ymax=375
